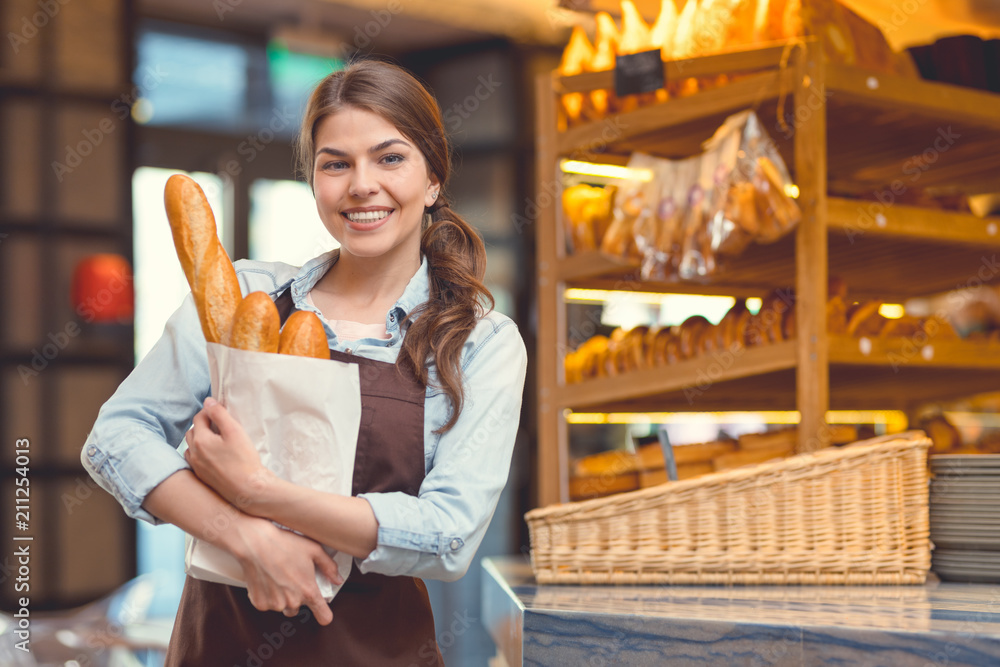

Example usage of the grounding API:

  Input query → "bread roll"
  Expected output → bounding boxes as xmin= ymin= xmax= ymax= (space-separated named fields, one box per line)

xmin=879 ymin=315 xmax=922 ymax=339
xmin=679 ymin=315 xmax=710 ymax=359
xmin=164 ymin=174 xmax=242 ymax=345
xmin=278 ymin=310 xmax=329 ymax=359
xmin=846 ymin=300 xmax=885 ymax=337
xmin=229 ymin=291 xmax=280 ymax=354
xmin=827 ymin=295 xmax=848 ymax=335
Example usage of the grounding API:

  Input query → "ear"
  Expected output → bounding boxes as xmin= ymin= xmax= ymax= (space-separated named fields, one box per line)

xmin=424 ymin=172 xmax=441 ymax=208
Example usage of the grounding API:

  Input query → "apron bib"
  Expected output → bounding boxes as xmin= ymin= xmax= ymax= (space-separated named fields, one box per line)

xmin=164 ymin=289 xmax=443 ymax=666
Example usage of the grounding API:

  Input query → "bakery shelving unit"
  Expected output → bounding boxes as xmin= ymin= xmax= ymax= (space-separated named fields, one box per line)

xmin=535 ymin=40 xmax=1000 ymax=506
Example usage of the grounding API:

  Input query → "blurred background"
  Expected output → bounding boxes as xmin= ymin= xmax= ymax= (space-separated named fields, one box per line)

xmin=2 ymin=0 xmax=1000 ymax=665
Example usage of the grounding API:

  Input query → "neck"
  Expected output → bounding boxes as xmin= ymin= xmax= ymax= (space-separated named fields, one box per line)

xmin=315 ymin=247 xmax=421 ymax=310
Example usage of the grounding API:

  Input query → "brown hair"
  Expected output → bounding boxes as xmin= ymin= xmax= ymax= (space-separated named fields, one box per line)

xmin=297 ymin=58 xmax=494 ymax=433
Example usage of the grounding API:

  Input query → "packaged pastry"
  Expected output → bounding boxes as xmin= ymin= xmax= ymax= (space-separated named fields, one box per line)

xmin=703 ymin=112 xmax=754 ymax=260
xmin=677 ymin=153 xmax=715 ymax=280
xmin=739 ymin=112 xmax=801 ymax=242
xmin=603 ymin=153 xmax=657 ymax=261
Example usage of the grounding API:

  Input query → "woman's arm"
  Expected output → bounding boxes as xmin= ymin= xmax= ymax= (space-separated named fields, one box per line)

xmin=142 ymin=468 xmax=342 ymax=625
xmin=184 ymin=315 xmax=528 ymax=582
xmin=182 ymin=398 xmax=379 ymax=559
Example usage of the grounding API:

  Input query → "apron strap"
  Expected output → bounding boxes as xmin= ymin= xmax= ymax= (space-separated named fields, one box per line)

xmin=273 ymin=287 xmax=295 ymax=326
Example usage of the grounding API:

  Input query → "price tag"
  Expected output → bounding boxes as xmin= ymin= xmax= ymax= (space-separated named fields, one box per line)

xmin=615 ymin=49 xmax=665 ymax=98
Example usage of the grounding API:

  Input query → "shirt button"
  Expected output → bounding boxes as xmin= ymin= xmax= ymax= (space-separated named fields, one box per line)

xmin=449 ymin=538 xmax=463 ymax=551
xmin=389 ymin=314 xmax=395 ymax=322
xmin=88 ymin=446 xmax=97 ymax=457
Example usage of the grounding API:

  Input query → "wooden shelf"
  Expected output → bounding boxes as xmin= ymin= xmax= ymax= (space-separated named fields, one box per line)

xmin=558 ymin=337 xmax=1000 ymax=414
xmin=554 ymin=50 xmax=1000 ymax=196
xmin=536 ymin=40 xmax=1000 ymax=505
xmin=559 ymin=200 xmax=1000 ymax=301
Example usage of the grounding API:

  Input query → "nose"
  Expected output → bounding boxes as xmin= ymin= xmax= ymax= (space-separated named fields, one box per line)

xmin=348 ymin=162 xmax=379 ymax=198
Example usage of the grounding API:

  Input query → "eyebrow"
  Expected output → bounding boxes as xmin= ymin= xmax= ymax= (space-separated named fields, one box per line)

xmin=315 ymin=138 xmax=412 ymax=158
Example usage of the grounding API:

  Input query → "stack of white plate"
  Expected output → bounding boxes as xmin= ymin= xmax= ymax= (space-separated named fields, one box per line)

xmin=929 ymin=454 xmax=1000 ymax=583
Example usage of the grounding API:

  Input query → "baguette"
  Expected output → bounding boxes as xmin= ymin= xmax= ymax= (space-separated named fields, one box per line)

xmin=164 ymin=174 xmax=242 ymax=345
xmin=229 ymin=291 xmax=280 ymax=354
xmin=278 ymin=310 xmax=330 ymax=359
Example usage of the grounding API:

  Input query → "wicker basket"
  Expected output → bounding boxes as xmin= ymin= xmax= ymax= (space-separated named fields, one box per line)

xmin=526 ymin=431 xmax=931 ymax=585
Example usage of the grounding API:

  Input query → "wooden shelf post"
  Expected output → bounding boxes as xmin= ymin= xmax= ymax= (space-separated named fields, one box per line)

xmin=536 ymin=71 xmax=567 ymax=506
xmin=793 ymin=41 xmax=831 ymax=453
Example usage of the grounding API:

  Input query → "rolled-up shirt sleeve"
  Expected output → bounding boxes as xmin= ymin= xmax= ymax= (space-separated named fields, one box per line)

xmin=357 ymin=317 xmax=527 ymax=581
xmin=80 ymin=293 xmax=210 ymax=525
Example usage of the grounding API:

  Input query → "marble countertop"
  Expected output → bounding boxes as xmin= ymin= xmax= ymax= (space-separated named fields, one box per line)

xmin=481 ymin=556 xmax=1000 ymax=666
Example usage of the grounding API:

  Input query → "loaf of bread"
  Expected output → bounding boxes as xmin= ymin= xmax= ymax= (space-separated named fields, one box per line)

xmin=164 ymin=174 xmax=242 ymax=345
xmin=229 ymin=291 xmax=280 ymax=354
xmin=278 ymin=310 xmax=330 ymax=359
xmin=557 ymin=26 xmax=593 ymax=129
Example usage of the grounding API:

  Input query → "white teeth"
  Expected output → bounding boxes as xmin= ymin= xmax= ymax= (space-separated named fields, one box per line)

xmin=345 ymin=210 xmax=390 ymax=222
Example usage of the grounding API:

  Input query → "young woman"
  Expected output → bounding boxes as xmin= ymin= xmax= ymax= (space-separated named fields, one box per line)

xmin=82 ymin=59 xmax=527 ymax=665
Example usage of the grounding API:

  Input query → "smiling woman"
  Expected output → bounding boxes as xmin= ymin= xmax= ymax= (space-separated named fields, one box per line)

xmin=82 ymin=58 xmax=527 ymax=667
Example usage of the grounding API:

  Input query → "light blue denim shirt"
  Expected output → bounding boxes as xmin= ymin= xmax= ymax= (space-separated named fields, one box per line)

xmin=81 ymin=250 xmax=527 ymax=582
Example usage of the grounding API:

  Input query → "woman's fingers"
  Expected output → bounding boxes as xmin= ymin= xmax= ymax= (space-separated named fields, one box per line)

xmin=315 ymin=549 xmax=343 ymax=587
xmin=203 ymin=396 xmax=238 ymax=437
xmin=238 ymin=521 xmax=336 ymax=626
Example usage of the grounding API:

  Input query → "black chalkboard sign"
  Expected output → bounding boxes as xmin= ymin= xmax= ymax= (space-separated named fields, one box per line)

xmin=614 ymin=49 xmax=666 ymax=98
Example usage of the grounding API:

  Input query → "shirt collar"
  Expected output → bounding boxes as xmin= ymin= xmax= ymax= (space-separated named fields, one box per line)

xmin=287 ymin=249 xmax=430 ymax=319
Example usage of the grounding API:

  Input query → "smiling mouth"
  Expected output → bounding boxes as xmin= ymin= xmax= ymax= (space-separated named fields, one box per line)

xmin=343 ymin=210 xmax=392 ymax=223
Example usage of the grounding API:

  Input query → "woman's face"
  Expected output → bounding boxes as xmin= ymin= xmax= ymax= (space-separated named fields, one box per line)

xmin=312 ymin=106 xmax=439 ymax=264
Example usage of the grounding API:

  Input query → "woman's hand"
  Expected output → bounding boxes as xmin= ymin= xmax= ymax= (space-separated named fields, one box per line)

xmin=232 ymin=514 xmax=343 ymax=626
xmin=184 ymin=396 xmax=273 ymax=508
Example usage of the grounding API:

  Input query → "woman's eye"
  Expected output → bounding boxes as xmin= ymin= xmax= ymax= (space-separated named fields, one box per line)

xmin=381 ymin=154 xmax=404 ymax=166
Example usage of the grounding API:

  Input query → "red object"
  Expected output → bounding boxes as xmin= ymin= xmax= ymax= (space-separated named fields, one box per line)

xmin=71 ymin=254 xmax=135 ymax=323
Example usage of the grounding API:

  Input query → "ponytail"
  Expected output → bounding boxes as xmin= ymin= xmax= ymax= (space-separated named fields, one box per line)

xmin=398 ymin=197 xmax=494 ymax=434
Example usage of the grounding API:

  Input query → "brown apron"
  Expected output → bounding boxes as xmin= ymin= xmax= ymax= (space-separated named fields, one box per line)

xmin=164 ymin=289 xmax=444 ymax=666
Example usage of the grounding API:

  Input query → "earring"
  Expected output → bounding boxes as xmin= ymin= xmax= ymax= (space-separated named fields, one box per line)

xmin=432 ymin=190 xmax=439 ymax=200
